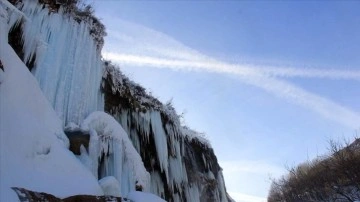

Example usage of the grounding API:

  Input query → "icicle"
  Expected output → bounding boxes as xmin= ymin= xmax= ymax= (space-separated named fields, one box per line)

xmin=150 ymin=171 xmax=165 ymax=199
xmin=216 ymin=171 xmax=228 ymax=202
xmin=149 ymin=110 xmax=169 ymax=181
xmin=185 ymin=185 xmax=200 ymax=202
xmin=81 ymin=111 xmax=150 ymax=196
xmin=89 ymin=129 xmax=99 ymax=179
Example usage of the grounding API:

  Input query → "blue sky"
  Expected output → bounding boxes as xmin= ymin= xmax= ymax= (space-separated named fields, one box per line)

xmin=93 ymin=1 xmax=360 ymax=201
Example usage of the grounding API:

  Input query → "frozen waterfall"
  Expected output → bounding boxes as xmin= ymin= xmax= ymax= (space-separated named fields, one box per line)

xmin=16 ymin=0 xmax=104 ymax=125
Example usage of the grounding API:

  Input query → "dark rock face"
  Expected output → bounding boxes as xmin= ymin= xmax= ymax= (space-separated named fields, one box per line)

xmin=6 ymin=2 xmax=37 ymax=73
xmin=184 ymin=139 xmax=223 ymax=202
xmin=12 ymin=187 xmax=61 ymax=202
xmin=64 ymin=130 xmax=90 ymax=155
xmin=12 ymin=187 xmax=123 ymax=202
xmin=8 ymin=22 xmax=26 ymax=69
xmin=0 ymin=59 xmax=4 ymax=71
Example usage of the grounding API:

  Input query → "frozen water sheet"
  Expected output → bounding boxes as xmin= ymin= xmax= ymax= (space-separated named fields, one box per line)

xmin=19 ymin=0 xmax=104 ymax=125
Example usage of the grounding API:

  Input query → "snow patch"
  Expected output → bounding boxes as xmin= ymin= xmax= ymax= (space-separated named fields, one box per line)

xmin=64 ymin=122 xmax=80 ymax=132
xmin=127 ymin=191 xmax=167 ymax=202
xmin=99 ymin=176 xmax=121 ymax=197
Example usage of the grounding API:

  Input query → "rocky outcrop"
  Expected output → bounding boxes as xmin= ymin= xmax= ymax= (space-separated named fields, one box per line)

xmin=12 ymin=187 xmax=122 ymax=202
xmin=65 ymin=130 xmax=90 ymax=155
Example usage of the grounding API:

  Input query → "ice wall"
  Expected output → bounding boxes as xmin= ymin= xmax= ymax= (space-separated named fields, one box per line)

xmin=103 ymin=63 xmax=232 ymax=202
xmin=14 ymin=0 xmax=104 ymax=125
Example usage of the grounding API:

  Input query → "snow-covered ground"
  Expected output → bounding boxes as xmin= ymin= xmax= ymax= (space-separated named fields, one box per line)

xmin=127 ymin=191 xmax=167 ymax=202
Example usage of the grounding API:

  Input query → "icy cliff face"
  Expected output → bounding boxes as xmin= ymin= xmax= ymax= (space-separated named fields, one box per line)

xmin=103 ymin=63 xmax=232 ymax=202
xmin=5 ymin=0 xmax=232 ymax=201
xmin=10 ymin=0 xmax=104 ymax=126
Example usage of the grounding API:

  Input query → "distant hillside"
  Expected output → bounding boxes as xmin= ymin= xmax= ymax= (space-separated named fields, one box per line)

xmin=268 ymin=138 xmax=360 ymax=202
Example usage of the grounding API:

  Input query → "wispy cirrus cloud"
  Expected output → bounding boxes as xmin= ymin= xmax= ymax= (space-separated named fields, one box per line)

xmin=104 ymin=52 xmax=360 ymax=80
xmin=102 ymin=18 xmax=360 ymax=129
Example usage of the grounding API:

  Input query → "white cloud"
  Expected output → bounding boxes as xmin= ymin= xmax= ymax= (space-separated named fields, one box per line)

xmin=256 ymin=66 xmax=360 ymax=80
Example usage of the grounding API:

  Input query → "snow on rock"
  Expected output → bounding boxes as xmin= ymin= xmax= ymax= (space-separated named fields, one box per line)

xmin=0 ymin=3 xmax=103 ymax=201
xmin=127 ymin=191 xmax=167 ymax=202
xmin=15 ymin=0 xmax=104 ymax=126
xmin=64 ymin=122 xmax=80 ymax=132
xmin=99 ymin=176 xmax=121 ymax=197
xmin=81 ymin=111 xmax=150 ymax=196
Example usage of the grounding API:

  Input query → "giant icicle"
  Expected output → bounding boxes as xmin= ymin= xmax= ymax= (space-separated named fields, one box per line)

xmin=15 ymin=0 xmax=104 ymax=125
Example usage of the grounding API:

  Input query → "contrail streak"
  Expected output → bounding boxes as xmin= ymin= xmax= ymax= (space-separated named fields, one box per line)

xmin=104 ymin=52 xmax=360 ymax=80
xmin=103 ymin=18 xmax=360 ymax=81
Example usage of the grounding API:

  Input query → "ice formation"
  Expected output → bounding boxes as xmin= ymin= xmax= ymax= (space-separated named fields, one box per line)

xmin=15 ymin=0 xmax=104 ymax=126
xmin=103 ymin=64 xmax=232 ymax=202
xmin=81 ymin=111 xmax=150 ymax=196
xmin=98 ymin=176 xmax=121 ymax=197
